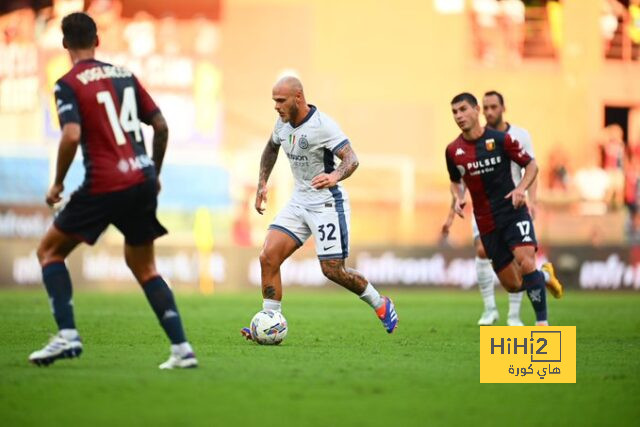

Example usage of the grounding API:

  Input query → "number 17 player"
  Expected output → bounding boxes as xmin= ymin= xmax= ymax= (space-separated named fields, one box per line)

xmin=445 ymin=93 xmax=563 ymax=325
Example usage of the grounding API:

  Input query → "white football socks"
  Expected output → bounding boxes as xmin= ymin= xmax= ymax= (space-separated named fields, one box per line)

xmin=477 ymin=257 xmax=496 ymax=311
xmin=171 ymin=342 xmax=194 ymax=356
xmin=508 ymin=291 xmax=524 ymax=319
xmin=59 ymin=328 xmax=79 ymax=340
xmin=541 ymin=269 xmax=550 ymax=283
xmin=359 ymin=283 xmax=383 ymax=309
xmin=263 ymin=299 xmax=282 ymax=312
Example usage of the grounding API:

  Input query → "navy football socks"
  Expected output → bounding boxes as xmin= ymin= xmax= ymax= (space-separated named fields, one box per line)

xmin=520 ymin=270 xmax=547 ymax=322
xmin=42 ymin=262 xmax=76 ymax=330
xmin=143 ymin=276 xmax=187 ymax=344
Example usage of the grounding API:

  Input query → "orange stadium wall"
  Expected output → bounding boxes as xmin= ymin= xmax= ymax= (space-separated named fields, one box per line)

xmin=1 ymin=0 xmax=640 ymax=251
xmin=218 ymin=0 xmax=640 ymax=246
xmin=221 ymin=0 xmax=639 ymax=170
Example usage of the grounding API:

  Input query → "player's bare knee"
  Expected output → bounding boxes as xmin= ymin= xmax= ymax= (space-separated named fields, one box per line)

xmin=259 ymin=250 xmax=281 ymax=273
xmin=503 ymin=282 xmax=521 ymax=293
xmin=36 ymin=239 xmax=60 ymax=266
xmin=516 ymin=257 xmax=537 ymax=275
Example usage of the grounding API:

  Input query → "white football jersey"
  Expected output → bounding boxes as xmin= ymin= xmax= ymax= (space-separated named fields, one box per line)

xmin=271 ymin=105 xmax=350 ymax=209
xmin=507 ymin=123 xmax=535 ymax=185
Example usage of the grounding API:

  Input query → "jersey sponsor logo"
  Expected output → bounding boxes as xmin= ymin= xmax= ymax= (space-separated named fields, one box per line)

xmin=455 ymin=148 xmax=465 ymax=156
xmin=466 ymin=155 xmax=502 ymax=170
xmin=117 ymin=154 xmax=154 ymax=174
xmin=286 ymin=153 xmax=308 ymax=162
xmin=117 ymin=159 xmax=130 ymax=173
xmin=75 ymin=65 xmax=133 ymax=85
xmin=463 ymin=155 xmax=502 ymax=177
xmin=485 ymin=138 xmax=495 ymax=151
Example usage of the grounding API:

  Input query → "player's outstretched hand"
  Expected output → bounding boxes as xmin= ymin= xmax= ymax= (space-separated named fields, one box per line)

xmin=505 ymin=187 xmax=526 ymax=208
xmin=255 ymin=185 xmax=268 ymax=215
xmin=46 ymin=183 xmax=64 ymax=207
xmin=311 ymin=172 xmax=338 ymax=190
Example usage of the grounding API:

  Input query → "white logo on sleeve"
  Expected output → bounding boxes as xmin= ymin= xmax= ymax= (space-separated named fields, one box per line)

xmin=455 ymin=148 xmax=465 ymax=156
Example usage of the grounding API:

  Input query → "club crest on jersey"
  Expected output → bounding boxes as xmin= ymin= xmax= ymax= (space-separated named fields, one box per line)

xmin=298 ymin=135 xmax=309 ymax=149
xmin=485 ymin=138 xmax=495 ymax=151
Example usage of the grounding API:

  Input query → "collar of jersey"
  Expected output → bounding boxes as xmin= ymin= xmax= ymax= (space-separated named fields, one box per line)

xmin=461 ymin=128 xmax=487 ymax=144
xmin=76 ymin=58 xmax=99 ymax=65
xmin=290 ymin=104 xmax=317 ymax=128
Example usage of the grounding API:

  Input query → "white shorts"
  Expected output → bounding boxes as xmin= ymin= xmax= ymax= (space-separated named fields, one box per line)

xmin=471 ymin=216 xmax=480 ymax=240
xmin=269 ymin=200 xmax=350 ymax=259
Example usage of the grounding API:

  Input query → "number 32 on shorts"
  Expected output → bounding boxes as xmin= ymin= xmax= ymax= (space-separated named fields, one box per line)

xmin=317 ymin=224 xmax=337 ymax=242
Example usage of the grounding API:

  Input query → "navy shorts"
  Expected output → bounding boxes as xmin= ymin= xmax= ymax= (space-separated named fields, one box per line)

xmin=54 ymin=180 xmax=167 ymax=246
xmin=479 ymin=211 xmax=537 ymax=273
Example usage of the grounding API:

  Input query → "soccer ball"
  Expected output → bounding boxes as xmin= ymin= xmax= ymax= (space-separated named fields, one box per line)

xmin=250 ymin=310 xmax=288 ymax=345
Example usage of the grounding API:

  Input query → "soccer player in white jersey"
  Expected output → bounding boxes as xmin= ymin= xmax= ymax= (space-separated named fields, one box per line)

xmin=241 ymin=76 xmax=398 ymax=339
xmin=442 ymin=90 xmax=556 ymax=325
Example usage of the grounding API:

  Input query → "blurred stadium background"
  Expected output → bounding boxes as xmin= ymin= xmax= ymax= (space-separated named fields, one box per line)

xmin=1 ymin=0 xmax=639 ymax=295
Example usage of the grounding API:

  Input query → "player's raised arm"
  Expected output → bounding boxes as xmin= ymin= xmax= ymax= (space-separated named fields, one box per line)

xmin=311 ymin=143 xmax=359 ymax=190
xmin=47 ymin=123 xmax=81 ymax=207
xmin=255 ymin=137 xmax=280 ymax=214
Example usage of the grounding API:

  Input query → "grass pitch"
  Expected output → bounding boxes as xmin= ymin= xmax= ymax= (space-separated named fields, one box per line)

xmin=1 ymin=289 xmax=638 ymax=426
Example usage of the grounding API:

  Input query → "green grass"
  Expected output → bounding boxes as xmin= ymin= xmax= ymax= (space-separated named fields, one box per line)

xmin=1 ymin=289 xmax=639 ymax=426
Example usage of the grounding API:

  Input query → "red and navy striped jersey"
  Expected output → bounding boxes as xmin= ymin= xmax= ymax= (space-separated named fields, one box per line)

xmin=54 ymin=59 xmax=160 ymax=194
xmin=445 ymin=128 xmax=532 ymax=235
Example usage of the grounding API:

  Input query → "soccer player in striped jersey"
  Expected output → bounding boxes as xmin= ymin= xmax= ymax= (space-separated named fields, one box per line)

xmin=444 ymin=93 xmax=563 ymax=327
xmin=29 ymin=13 xmax=196 ymax=369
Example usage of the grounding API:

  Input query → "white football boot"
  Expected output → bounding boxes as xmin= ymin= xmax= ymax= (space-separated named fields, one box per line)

xmin=477 ymin=309 xmax=499 ymax=326
xmin=159 ymin=348 xmax=198 ymax=369
xmin=507 ymin=316 xmax=525 ymax=326
xmin=29 ymin=333 xmax=83 ymax=366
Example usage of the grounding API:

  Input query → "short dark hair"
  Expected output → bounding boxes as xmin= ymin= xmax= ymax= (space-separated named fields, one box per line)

xmin=451 ymin=92 xmax=478 ymax=106
xmin=483 ymin=90 xmax=505 ymax=106
xmin=61 ymin=12 xmax=97 ymax=49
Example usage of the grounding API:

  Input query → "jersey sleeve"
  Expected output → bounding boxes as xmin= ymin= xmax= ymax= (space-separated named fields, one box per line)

xmin=321 ymin=115 xmax=349 ymax=153
xmin=504 ymin=133 xmax=532 ymax=167
xmin=54 ymin=80 xmax=80 ymax=127
xmin=445 ymin=147 xmax=462 ymax=183
xmin=271 ymin=119 xmax=283 ymax=145
xmin=133 ymin=75 xmax=160 ymax=125
xmin=519 ymin=129 xmax=535 ymax=158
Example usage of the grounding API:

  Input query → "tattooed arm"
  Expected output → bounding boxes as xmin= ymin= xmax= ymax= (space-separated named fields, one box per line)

xmin=310 ymin=143 xmax=359 ymax=189
xmin=255 ymin=137 xmax=280 ymax=214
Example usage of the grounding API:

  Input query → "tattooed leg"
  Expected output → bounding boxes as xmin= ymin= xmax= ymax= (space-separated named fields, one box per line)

xmin=319 ymin=259 xmax=367 ymax=295
xmin=259 ymin=229 xmax=300 ymax=301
